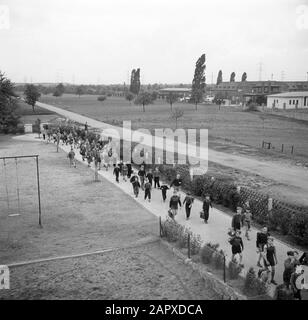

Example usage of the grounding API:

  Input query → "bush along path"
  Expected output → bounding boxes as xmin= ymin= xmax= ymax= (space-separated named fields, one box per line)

xmin=19 ymin=133 xmax=305 ymax=298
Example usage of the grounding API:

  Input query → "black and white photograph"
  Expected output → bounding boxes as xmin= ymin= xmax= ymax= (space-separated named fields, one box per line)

xmin=1 ymin=0 xmax=308 ymax=308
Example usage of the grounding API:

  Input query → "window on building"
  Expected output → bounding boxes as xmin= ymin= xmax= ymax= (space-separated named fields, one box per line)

xmin=289 ymin=100 xmax=292 ymax=104
xmin=293 ymin=100 xmax=295 ymax=104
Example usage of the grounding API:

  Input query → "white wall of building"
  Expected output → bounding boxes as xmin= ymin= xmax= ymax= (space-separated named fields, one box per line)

xmin=267 ymin=96 xmax=308 ymax=109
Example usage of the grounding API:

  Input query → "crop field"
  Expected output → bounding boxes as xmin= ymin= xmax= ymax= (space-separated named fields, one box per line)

xmin=38 ymin=94 xmax=308 ymax=157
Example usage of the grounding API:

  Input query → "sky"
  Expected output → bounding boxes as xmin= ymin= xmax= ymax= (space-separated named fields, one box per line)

xmin=0 ymin=0 xmax=308 ymax=84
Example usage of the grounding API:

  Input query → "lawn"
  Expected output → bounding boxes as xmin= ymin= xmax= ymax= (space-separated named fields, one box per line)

xmin=39 ymin=94 xmax=308 ymax=157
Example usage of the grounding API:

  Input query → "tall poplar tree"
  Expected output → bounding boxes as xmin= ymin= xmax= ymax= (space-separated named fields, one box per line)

xmin=216 ymin=70 xmax=223 ymax=85
xmin=191 ymin=53 xmax=206 ymax=110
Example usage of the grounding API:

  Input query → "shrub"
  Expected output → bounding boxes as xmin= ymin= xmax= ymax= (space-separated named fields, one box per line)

xmin=254 ymin=278 xmax=268 ymax=296
xmin=161 ymin=218 xmax=181 ymax=242
xmin=245 ymin=103 xmax=259 ymax=112
xmin=243 ymin=267 xmax=268 ymax=296
xmin=213 ymin=249 xmax=225 ymax=269
xmin=243 ymin=267 xmax=257 ymax=295
xmin=161 ymin=218 xmax=202 ymax=255
xmin=188 ymin=233 xmax=202 ymax=255
xmin=200 ymin=242 xmax=219 ymax=264
xmin=289 ymin=212 xmax=308 ymax=245
xmin=228 ymin=260 xmax=242 ymax=280
xmin=97 ymin=95 xmax=107 ymax=102
xmin=278 ymin=211 xmax=292 ymax=235
xmin=275 ymin=284 xmax=294 ymax=300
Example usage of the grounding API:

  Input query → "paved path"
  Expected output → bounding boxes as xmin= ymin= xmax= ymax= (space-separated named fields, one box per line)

xmin=36 ymin=101 xmax=308 ymax=205
xmin=16 ymin=134 xmax=306 ymax=295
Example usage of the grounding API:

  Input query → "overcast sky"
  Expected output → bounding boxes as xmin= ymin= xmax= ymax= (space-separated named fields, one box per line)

xmin=1 ymin=0 xmax=308 ymax=84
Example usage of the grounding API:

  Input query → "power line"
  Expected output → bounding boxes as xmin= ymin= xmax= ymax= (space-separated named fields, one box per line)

xmin=258 ymin=62 xmax=263 ymax=81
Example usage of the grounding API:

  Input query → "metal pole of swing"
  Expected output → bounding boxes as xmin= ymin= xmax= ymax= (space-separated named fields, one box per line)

xmin=36 ymin=156 xmax=42 ymax=227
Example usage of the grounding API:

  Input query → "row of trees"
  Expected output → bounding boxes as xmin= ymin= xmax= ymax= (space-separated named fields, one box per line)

xmin=124 ymin=54 xmax=207 ymax=112
xmin=216 ymin=70 xmax=247 ymax=85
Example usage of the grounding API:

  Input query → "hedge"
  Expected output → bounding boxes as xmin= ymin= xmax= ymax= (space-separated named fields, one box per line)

xmin=155 ymin=164 xmax=308 ymax=246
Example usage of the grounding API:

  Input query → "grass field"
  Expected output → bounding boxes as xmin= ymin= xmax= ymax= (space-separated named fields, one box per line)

xmin=39 ymin=94 xmax=308 ymax=158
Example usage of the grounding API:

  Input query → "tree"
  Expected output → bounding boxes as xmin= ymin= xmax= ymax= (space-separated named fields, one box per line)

xmin=191 ymin=53 xmax=206 ymax=110
xmin=76 ymin=86 xmax=84 ymax=98
xmin=166 ymin=92 xmax=178 ymax=111
xmin=53 ymin=83 xmax=65 ymax=97
xmin=134 ymin=91 xmax=153 ymax=112
xmin=230 ymin=72 xmax=236 ymax=82
xmin=24 ymin=84 xmax=41 ymax=111
xmin=241 ymin=72 xmax=247 ymax=82
xmin=130 ymin=68 xmax=141 ymax=95
xmin=150 ymin=90 xmax=159 ymax=102
xmin=171 ymin=108 xmax=184 ymax=129
xmin=0 ymin=71 xmax=20 ymax=133
xmin=125 ymin=92 xmax=135 ymax=104
xmin=216 ymin=70 xmax=223 ymax=85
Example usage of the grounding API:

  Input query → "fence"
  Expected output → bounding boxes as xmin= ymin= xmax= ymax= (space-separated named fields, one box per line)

xmin=261 ymin=140 xmax=294 ymax=155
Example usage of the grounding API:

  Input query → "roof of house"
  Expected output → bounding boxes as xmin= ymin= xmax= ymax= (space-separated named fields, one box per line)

xmin=267 ymin=91 xmax=308 ymax=98
xmin=159 ymin=88 xmax=191 ymax=92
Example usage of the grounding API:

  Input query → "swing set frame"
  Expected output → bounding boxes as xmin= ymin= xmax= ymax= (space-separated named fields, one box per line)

xmin=0 ymin=154 xmax=42 ymax=227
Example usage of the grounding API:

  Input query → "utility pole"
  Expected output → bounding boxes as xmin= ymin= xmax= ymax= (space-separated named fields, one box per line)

xmin=258 ymin=62 xmax=263 ymax=81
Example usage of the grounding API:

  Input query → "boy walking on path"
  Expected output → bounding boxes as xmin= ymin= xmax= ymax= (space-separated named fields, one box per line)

xmin=256 ymin=226 xmax=271 ymax=267
xmin=146 ymin=169 xmax=153 ymax=187
xmin=153 ymin=167 xmax=160 ymax=188
xmin=231 ymin=207 xmax=243 ymax=231
xmin=127 ymin=162 xmax=132 ymax=179
xmin=169 ymin=191 xmax=182 ymax=219
xmin=113 ymin=164 xmax=120 ymax=183
xmin=130 ymin=174 xmax=141 ymax=198
xmin=170 ymin=174 xmax=182 ymax=192
xmin=138 ymin=165 xmax=146 ymax=190
xmin=263 ymin=237 xmax=278 ymax=285
xmin=183 ymin=192 xmax=194 ymax=220
xmin=144 ymin=179 xmax=152 ymax=202
xmin=160 ymin=184 xmax=169 ymax=202
xmin=202 ymin=195 xmax=212 ymax=223
xmin=68 ymin=147 xmax=76 ymax=168
xmin=243 ymin=208 xmax=252 ymax=240
xmin=229 ymin=230 xmax=244 ymax=266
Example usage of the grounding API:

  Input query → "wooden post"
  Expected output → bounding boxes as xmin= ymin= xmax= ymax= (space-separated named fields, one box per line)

xmin=188 ymin=233 xmax=191 ymax=259
xmin=281 ymin=144 xmax=284 ymax=153
xmin=223 ymin=255 xmax=226 ymax=283
xmin=291 ymin=145 xmax=294 ymax=154
xmin=268 ymin=197 xmax=273 ymax=210
xmin=36 ymin=156 xmax=42 ymax=227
